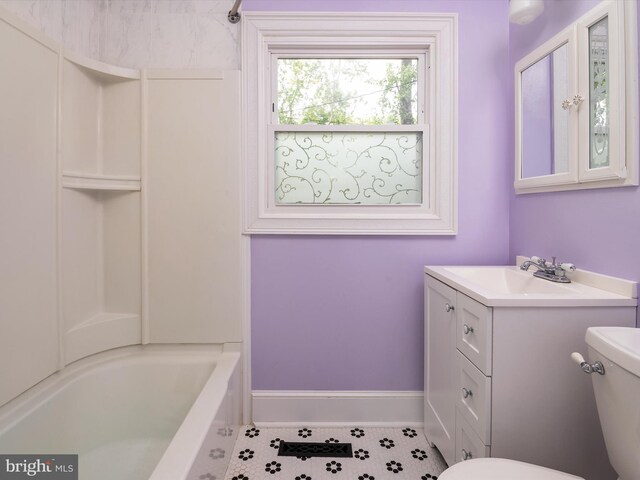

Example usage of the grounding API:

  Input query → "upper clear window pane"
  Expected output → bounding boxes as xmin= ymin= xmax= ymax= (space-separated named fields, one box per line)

xmin=277 ymin=58 xmax=419 ymax=125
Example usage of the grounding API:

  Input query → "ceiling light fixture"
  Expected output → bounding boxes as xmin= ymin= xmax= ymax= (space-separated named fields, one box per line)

xmin=509 ymin=0 xmax=545 ymax=25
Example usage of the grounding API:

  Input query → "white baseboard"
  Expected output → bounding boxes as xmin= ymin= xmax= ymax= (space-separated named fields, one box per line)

xmin=252 ymin=390 xmax=424 ymax=427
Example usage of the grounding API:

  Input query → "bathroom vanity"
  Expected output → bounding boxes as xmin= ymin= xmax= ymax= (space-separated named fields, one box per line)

xmin=423 ymin=264 xmax=637 ymax=480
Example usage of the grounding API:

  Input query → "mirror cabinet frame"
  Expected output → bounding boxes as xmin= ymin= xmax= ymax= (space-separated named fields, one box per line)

xmin=514 ymin=0 xmax=638 ymax=194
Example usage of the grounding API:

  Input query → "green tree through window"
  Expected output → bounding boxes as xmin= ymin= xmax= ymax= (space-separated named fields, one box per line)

xmin=277 ymin=58 xmax=418 ymax=125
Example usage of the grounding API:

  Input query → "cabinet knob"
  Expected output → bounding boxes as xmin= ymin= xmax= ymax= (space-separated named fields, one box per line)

xmin=462 ymin=449 xmax=473 ymax=461
xmin=462 ymin=387 xmax=473 ymax=399
xmin=562 ymin=95 xmax=584 ymax=110
xmin=445 ymin=303 xmax=454 ymax=312
xmin=463 ymin=324 xmax=474 ymax=335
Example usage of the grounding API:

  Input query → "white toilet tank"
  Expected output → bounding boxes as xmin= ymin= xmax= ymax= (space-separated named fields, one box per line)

xmin=585 ymin=327 xmax=640 ymax=480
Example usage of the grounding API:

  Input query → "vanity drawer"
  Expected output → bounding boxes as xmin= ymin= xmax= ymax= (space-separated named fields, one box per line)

xmin=456 ymin=292 xmax=492 ymax=375
xmin=457 ymin=351 xmax=492 ymax=444
xmin=455 ymin=408 xmax=491 ymax=464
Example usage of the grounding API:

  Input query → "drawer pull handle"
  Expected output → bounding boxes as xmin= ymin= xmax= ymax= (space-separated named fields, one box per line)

xmin=462 ymin=387 xmax=473 ymax=399
xmin=462 ymin=449 xmax=473 ymax=460
xmin=463 ymin=324 xmax=474 ymax=335
xmin=445 ymin=303 xmax=455 ymax=312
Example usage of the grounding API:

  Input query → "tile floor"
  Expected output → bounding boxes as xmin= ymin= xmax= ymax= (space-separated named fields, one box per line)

xmin=223 ymin=426 xmax=447 ymax=480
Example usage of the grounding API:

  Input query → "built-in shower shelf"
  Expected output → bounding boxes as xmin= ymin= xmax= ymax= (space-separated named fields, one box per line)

xmin=62 ymin=172 xmax=141 ymax=191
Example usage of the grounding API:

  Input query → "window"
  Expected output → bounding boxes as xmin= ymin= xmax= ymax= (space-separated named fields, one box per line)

xmin=243 ymin=13 xmax=457 ymax=234
xmin=275 ymin=56 xmax=425 ymax=206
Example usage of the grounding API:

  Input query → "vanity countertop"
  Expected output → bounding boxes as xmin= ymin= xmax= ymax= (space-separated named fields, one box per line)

xmin=424 ymin=264 xmax=638 ymax=307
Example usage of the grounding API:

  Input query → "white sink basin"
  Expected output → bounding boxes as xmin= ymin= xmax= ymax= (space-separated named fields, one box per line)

xmin=441 ymin=267 xmax=578 ymax=295
xmin=424 ymin=265 xmax=637 ymax=307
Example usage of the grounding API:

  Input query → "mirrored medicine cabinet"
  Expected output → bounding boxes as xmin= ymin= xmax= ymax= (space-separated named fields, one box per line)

xmin=514 ymin=0 xmax=638 ymax=194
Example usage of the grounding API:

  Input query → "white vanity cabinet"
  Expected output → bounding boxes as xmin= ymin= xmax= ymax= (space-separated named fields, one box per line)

xmin=424 ymin=278 xmax=457 ymax=464
xmin=424 ymin=267 xmax=637 ymax=480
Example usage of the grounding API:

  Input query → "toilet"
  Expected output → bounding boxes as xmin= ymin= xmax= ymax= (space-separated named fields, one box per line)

xmin=438 ymin=458 xmax=582 ymax=479
xmin=439 ymin=326 xmax=640 ymax=480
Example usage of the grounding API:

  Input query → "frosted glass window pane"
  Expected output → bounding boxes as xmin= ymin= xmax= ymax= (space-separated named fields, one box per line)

xmin=589 ymin=16 xmax=609 ymax=168
xmin=277 ymin=58 xmax=418 ymax=125
xmin=275 ymin=132 xmax=423 ymax=205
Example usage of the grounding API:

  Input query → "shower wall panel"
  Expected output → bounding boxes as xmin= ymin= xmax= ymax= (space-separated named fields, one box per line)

xmin=0 ymin=14 xmax=60 ymax=406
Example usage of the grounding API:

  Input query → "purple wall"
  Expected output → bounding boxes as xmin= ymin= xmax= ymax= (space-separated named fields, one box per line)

xmin=509 ymin=1 xmax=640 ymax=308
xmin=247 ymin=0 xmax=511 ymax=390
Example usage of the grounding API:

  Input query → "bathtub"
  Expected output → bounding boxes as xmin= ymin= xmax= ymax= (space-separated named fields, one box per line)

xmin=0 ymin=345 xmax=241 ymax=480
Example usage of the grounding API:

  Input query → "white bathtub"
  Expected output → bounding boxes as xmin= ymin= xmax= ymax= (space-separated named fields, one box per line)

xmin=0 ymin=345 xmax=241 ymax=480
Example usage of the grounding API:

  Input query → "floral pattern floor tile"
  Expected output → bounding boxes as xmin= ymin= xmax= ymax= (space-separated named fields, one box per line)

xmin=223 ymin=426 xmax=447 ymax=480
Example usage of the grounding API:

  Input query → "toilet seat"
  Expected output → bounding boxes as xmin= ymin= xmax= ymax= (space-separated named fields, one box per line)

xmin=438 ymin=458 xmax=584 ymax=480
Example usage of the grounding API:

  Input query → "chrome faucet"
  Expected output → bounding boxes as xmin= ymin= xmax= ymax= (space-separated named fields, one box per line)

xmin=520 ymin=256 xmax=576 ymax=283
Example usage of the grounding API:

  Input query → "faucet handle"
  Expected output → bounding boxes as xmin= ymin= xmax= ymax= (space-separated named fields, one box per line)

xmin=530 ymin=256 xmax=545 ymax=265
xmin=560 ymin=263 xmax=576 ymax=272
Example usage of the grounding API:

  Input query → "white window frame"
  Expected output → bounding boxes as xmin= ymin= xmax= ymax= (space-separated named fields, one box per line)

xmin=242 ymin=12 xmax=458 ymax=235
